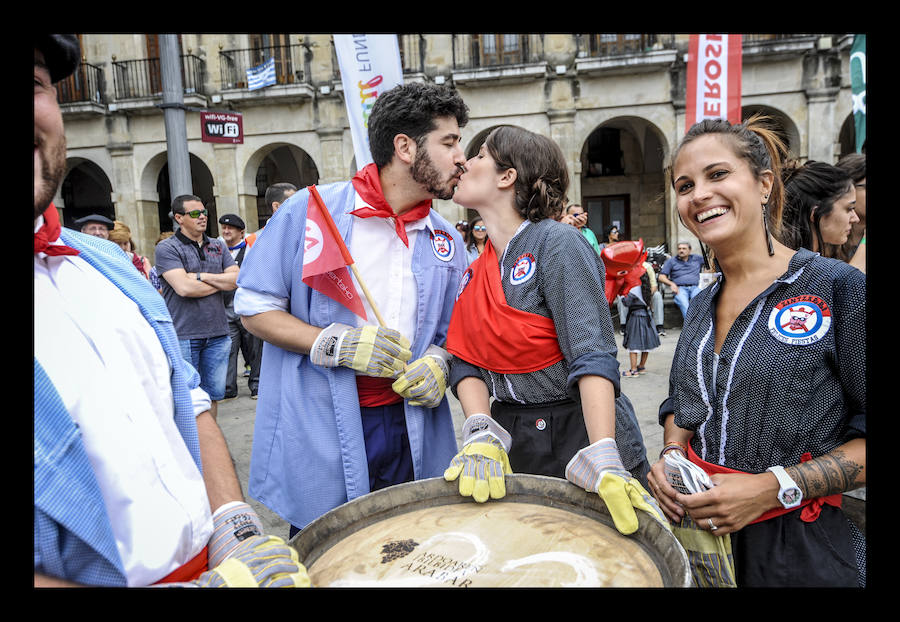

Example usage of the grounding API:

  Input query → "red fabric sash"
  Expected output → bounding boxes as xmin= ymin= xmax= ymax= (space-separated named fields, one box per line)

xmin=350 ymin=163 xmax=432 ymax=247
xmin=446 ymin=240 xmax=563 ymax=374
xmin=356 ymin=376 xmax=403 ymax=407
xmin=154 ymin=545 xmax=209 ymax=584
xmin=686 ymin=444 xmax=842 ymax=524
xmin=34 ymin=203 xmax=79 ymax=257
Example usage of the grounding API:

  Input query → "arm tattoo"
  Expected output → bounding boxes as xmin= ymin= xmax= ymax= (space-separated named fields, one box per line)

xmin=786 ymin=449 xmax=864 ymax=499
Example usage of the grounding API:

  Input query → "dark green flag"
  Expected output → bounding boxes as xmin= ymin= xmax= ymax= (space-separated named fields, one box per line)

xmin=850 ymin=35 xmax=866 ymax=153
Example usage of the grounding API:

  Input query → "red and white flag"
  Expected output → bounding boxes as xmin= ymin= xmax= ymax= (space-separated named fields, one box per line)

xmin=685 ymin=34 xmax=742 ymax=132
xmin=301 ymin=186 xmax=368 ymax=320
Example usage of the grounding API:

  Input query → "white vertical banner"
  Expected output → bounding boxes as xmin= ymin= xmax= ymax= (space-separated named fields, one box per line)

xmin=333 ymin=34 xmax=404 ymax=168
xmin=685 ymin=34 xmax=742 ymax=133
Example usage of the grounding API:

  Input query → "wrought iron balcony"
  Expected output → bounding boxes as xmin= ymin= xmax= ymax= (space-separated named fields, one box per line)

xmin=111 ymin=54 xmax=206 ymax=101
xmin=452 ymin=34 xmax=542 ymax=70
xmin=58 ymin=61 xmax=104 ymax=105
xmin=576 ymin=34 xmax=677 ymax=58
xmin=219 ymin=43 xmax=306 ymax=90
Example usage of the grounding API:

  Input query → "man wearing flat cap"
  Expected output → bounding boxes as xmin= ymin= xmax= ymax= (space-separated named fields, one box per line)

xmin=218 ymin=213 xmax=261 ymax=400
xmin=34 ymin=35 xmax=308 ymax=588
xmin=74 ymin=213 xmax=114 ymax=239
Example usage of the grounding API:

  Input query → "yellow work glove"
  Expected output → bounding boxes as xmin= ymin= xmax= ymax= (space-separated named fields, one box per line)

xmin=444 ymin=414 xmax=513 ymax=503
xmin=565 ymin=438 xmax=669 ymax=535
xmin=392 ymin=345 xmax=450 ymax=408
xmin=192 ymin=535 xmax=311 ymax=588
xmin=310 ymin=323 xmax=412 ymax=378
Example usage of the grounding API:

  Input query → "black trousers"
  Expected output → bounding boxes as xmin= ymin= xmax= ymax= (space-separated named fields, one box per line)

xmin=491 ymin=398 xmax=650 ymax=488
xmin=731 ymin=505 xmax=864 ymax=587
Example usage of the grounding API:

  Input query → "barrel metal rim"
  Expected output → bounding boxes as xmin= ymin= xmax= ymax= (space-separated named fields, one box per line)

xmin=291 ymin=474 xmax=692 ymax=587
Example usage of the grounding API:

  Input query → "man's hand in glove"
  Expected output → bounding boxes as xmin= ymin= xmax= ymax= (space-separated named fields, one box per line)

xmin=392 ymin=345 xmax=450 ymax=408
xmin=444 ymin=414 xmax=513 ymax=503
xmin=207 ymin=501 xmax=264 ymax=569
xmin=191 ymin=535 xmax=310 ymax=588
xmin=565 ymin=438 xmax=668 ymax=535
xmin=310 ymin=323 xmax=411 ymax=378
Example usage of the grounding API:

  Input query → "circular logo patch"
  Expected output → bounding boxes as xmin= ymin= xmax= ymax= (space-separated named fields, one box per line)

xmin=510 ymin=253 xmax=536 ymax=285
xmin=768 ymin=295 xmax=832 ymax=346
xmin=456 ymin=267 xmax=473 ymax=300
xmin=431 ymin=229 xmax=454 ymax=262
xmin=302 ymin=220 xmax=323 ymax=265
xmin=535 ymin=418 xmax=547 ymax=431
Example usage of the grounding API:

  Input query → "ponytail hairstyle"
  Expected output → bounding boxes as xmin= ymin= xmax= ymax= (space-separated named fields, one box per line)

xmin=484 ymin=126 xmax=570 ymax=222
xmin=668 ymin=114 xmax=789 ymax=256
xmin=780 ymin=160 xmax=854 ymax=256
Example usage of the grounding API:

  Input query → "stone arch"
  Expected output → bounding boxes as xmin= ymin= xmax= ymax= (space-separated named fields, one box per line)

xmin=837 ymin=112 xmax=862 ymax=160
xmin=242 ymin=143 xmax=320 ymax=227
xmin=59 ymin=157 xmax=115 ymax=230
xmin=579 ymin=116 xmax=671 ymax=248
xmin=740 ymin=104 xmax=802 ymax=160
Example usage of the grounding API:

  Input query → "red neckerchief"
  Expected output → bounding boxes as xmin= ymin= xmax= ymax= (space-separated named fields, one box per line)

xmin=686 ymin=444 xmax=842 ymax=524
xmin=35 ymin=203 xmax=79 ymax=257
xmin=446 ymin=240 xmax=564 ymax=374
xmin=350 ymin=163 xmax=432 ymax=247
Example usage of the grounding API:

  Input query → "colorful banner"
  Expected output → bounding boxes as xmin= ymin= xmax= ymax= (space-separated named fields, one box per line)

xmin=247 ymin=56 xmax=276 ymax=91
xmin=685 ymin=34 xmax=742 ymax=132
xmin=850 ymin=35 xmax=866 ymax=153
xmin=333 ymin=34 xmax=404 ymax=168
xmin=301 ymin=186 xmax=367 ymax=320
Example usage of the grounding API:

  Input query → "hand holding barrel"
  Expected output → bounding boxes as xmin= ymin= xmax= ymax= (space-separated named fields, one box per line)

xmin=444 ymin=414 xmax=513 ymax=503
xmin=566 ymin=438 xmax=668 ymax=535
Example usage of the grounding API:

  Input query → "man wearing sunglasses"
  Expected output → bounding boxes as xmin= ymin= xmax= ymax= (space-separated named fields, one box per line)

xmin=155 ymin=195 xmax=239 ymax=422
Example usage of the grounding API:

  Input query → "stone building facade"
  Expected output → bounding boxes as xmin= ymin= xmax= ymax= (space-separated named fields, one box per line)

xmin=55 ymin=34 xmax=862 ymax=262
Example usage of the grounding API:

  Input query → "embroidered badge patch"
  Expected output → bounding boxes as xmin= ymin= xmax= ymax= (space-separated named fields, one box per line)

xmin=768 ymin=295 xmax=832 ymax=346
xmin=456 ymin=267 xmax=473 ymax=300
xmin=510 ymin=253 xmax=536 ymax=285
xmin=431 ymin=229 xmax=454 ymax=262
xmin=535 ymin=418 xmax=547 ymax=431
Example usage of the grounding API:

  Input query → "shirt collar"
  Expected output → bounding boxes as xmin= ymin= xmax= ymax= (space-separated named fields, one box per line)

xmin=352 ymin=192 xmax=433 ymax=234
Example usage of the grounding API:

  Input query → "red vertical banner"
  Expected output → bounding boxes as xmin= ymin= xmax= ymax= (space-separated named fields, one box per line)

xmin=685 ymin=34 xmax=742 ymax=133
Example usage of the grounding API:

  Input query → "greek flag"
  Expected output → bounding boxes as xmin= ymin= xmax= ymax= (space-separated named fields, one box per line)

xmin=246 ymin=57 xmax=276 ymax=91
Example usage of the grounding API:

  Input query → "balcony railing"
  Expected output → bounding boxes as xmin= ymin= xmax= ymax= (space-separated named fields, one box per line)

xmin=452 ymin=34 xmax=541 ymax=70
xmin=111 ymin=54 xmax=206 ymax=100
xmin=58 ymin=61 xmax=104 ymax=105
xmin=577 ymin=34 xmax=676 ymax=58
xmin=219 ymin=44 xmax=306 ymax=89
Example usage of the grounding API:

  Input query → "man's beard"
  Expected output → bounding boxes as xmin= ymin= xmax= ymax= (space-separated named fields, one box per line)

xmin=411 ymin=147 xmax=456 ymax=201
xmin=34 ymin=137 xmax=67 ymax=219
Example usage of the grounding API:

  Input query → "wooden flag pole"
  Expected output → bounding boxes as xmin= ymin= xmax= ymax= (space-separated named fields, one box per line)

xmin=349 ymin=263 xmax=387 ymax=328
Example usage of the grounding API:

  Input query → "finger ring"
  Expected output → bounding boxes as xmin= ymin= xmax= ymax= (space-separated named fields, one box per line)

xmin=708 ymin=518 xmax=718 ymax=531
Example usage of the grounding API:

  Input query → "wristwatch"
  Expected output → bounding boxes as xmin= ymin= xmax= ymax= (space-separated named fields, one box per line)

xmin=767 ymin=465 xmax=803 ymax=509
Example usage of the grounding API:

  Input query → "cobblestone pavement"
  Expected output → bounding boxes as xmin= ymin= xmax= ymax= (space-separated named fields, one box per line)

xmin=217 ymin=328 xmax=682 ymax=536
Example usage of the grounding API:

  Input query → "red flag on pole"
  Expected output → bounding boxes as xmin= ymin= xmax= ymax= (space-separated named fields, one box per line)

xmin=301 ymin=185 xmax=368 ymax=320
xmin=685 ymin=34 xmax=742 ymax=133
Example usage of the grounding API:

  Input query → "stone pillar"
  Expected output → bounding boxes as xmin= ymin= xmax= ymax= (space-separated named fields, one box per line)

xmin=211 ymin=143 xmax=257 ymax=232
xmin=316 ymin=127 xmax=347 ymax=184
xmin=548 ymin=108 xmax=578 ymax=205
xmin=806 ymin=87 xmax=840 ymax=163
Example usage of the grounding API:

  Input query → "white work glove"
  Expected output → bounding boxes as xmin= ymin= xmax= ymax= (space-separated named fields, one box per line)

xmin=310 ymin=323 xmax=412 ymax=378
xmin=392 ymin=344 xmax=450 ymax=408
xmin=444 ymin=414 xmax=513 ymax=503
xmin=565 ymin=438 xmax=668 ymax=535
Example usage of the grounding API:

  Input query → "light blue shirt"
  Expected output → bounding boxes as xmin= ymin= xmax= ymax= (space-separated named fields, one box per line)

xmin=235 ymin=180 xmax=466 ymax=529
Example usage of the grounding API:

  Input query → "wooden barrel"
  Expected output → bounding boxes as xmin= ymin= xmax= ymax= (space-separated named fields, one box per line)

xmin=291 ymin=474 xmax=691 ymax=587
